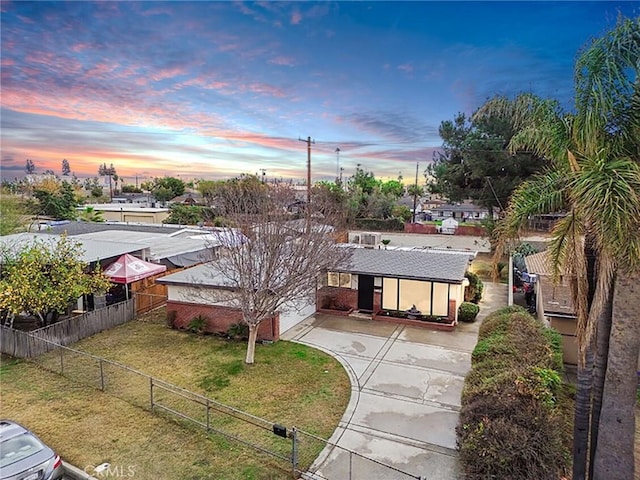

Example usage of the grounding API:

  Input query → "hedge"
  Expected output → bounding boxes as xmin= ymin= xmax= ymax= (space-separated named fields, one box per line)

xmin=457 ymin=306 xmax=571 ymax=480
xmin=458 ymin=302 xmax=480 ymax=322
xmin=464 ymin=271 xmax=483 ymax=304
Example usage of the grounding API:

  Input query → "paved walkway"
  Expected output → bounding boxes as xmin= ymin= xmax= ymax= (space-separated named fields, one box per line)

xmin=282 ymin=283 xmax=508 ymax=480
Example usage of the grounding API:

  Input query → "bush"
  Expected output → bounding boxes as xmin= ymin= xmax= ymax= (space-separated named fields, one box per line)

xmin=227 ymin=322 xmax=249 ymax=340
xmin=457 ymin=306 xmax=570 ymax=480
xmin=187 ymin=315 xmax=207 ymax=334
xmin=166 ymin=310 xmax=177 ymax=329
xmin=464 ymin=271 xmax=483 ymax=304
xmin=458 ymin=302 xmax=480 ymax=322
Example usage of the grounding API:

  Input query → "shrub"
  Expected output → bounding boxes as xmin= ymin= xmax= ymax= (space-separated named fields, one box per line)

xmin=187 ymin=315 xmax=207 ymax=334
xmin=458 ymin=302 xmax=480 ymax=322
xmin=166 ymin=310 xmax=177 ymax=329
xmin=457 ymin=306 xmax=570 ymax=480
xmin=227 ymin=322 xmax=249 ymax=340
xmin=464 ymin=271 xmax=484 ymax=304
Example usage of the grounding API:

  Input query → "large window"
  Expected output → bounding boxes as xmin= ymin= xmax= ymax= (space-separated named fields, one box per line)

xmin=399 ymin=279 xmax=431 ymax=312
xmin=432 ymin=282 xmax=450 ymax=316
xmin=381 ymin=278 xmax=451 ymax=316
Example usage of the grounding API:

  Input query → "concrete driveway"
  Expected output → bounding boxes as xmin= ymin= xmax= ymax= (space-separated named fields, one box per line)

xmin=282 ymin=283 xmax=508 ymax=479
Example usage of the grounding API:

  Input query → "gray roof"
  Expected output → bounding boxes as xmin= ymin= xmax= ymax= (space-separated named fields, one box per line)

xmin=0 ymin=233 xmax=145 ymax=264
xmin=157 ymin=262 xmax=235 ymax=288
xmin=339 ymin=248 xmax=469 ymax=283
xmin=432 ymin=203 xmax=488 ymax=213
xmin=43 ymin=221 xmax=189 ymax=236
xmin=158 ymin=248 xmax=470 ymax=288
xmin=73 ymin=230 xmax=212 ymax=262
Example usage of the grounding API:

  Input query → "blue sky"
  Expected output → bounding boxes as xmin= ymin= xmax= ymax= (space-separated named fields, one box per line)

xmin=1 ymin=1 xmax=637 ymax=185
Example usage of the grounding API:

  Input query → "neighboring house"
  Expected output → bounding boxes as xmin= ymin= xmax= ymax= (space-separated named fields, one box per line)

xmin=432 ymin=202 xmax=494 ymax=221
xmin=171 ymin=192 xmax=203 ymax=205
xmin=79 ymin=204 xmax=169 ymax=223
xmin=524 ymin=251 xmax=578 ymax=365
xmin=319 ymin=248 xmax=470 ymax=323
xmin=157 ymin=263 xmax=315 ymax=340
xmin=0 ymin=232 xmax=148 ymax=312
xmin=72 ymin=229 xmax=217 ymax=268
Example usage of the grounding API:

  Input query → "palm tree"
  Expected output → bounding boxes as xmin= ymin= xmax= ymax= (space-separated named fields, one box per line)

xmin=77 ymin=206 xmax=105 ymax=223
xmin=476 ymin=17 xmax=640 ymax=479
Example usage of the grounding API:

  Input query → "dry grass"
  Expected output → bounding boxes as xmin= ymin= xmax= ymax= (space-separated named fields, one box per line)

xmin=1 ymin=308 xmax=351 ymax=479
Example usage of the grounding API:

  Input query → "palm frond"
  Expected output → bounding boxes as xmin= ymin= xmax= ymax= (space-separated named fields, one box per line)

xmin=572 ymin=152 xmax=640 ymax=271
xmin=547 ymin=214 xmax=590 ymax=364
xmin=574 ymin=17 xmax=640 ymax=155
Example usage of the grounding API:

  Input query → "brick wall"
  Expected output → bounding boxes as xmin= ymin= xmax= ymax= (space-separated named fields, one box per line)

xmin=373 ymin=291 xmax=382 ymax=313
xmin=166 ymin=300 xmax=279 ymax=341
xmin=448 ymin=299 xmax=457 ymax=323
xmin=404 ymin=223 xmax=438 ymax=234
xmin=317 ymin=286 xmax=358 ymax=311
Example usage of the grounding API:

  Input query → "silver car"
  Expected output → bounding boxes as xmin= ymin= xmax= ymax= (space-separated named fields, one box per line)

xmin=0 ymin=420 xmax=64 ymax=480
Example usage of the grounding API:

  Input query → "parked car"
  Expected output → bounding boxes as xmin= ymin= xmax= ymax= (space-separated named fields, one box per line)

xmin=0 ymin=420 xmax=63 ymax=480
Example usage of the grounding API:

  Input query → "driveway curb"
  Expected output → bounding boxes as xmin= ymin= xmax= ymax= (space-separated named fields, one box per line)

xmin=292 ymin=339 xmax=361 ymax=472
xmin=63 ymin=462 xmax=98 ymax=480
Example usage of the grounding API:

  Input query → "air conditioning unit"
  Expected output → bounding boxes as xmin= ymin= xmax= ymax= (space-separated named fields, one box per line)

xmin=361 ymin=232 xmax=381 ymax=248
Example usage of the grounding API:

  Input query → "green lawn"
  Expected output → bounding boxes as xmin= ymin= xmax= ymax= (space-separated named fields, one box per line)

xmin=1 ymin=308 xmax=350 ymax=479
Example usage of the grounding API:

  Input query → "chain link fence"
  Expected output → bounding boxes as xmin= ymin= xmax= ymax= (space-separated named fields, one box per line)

xmin=4 ymin=328 xmax=424 ymax=479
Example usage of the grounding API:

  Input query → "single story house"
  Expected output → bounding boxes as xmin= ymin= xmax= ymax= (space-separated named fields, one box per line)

xmin=318 ymin=248 xmax=471 ymax=325
xmin=157 ymin=247 xmax=471 ymax=341
xmin=432 ymin=202 xmax=495 ymax=221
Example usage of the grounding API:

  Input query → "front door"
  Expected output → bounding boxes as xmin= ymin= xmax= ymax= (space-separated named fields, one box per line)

xmin=358 ymin=275 xmax=374 ymax=312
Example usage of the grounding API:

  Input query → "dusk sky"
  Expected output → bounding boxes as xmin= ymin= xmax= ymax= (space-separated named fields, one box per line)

xmin=1 ymin=1 xmax=637 ymax=185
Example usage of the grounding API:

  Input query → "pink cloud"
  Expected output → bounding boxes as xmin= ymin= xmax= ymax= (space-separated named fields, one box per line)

xmin=71 ymin=43 xmax=91 ymax=53
xmin=269 ymin=56 xmax=296 ymax=67
xmin=246 ymin=82 xmax=287 ymax=98
xmin=290 ymin=9 xmax=302 ymax=25
xmin=151 ymin=66 xmax=187 ymax=82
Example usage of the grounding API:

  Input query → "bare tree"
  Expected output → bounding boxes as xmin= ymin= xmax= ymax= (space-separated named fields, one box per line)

xmin=203 ymin=176 xmax=351 ymax=364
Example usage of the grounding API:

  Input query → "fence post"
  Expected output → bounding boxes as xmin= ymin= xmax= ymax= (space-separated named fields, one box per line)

xmin=99 ymin=359 xmax=105 ymax=391
xmin=149 ymin=377 xmax=154 ymax=411
xmin=60 ymin=347 xmax=64 ymax=375
xmin=291 ymin=426 xmax=298 ymax=477
xmin=206 ymin=398 xmax=210 ymax=432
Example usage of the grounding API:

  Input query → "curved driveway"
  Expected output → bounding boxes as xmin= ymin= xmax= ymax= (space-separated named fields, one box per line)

xmin=282 ymin=283 xmax=508 ymax=480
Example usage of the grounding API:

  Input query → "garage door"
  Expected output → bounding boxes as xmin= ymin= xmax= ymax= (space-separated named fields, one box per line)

xmin=279 ymin=296 xmax=316 ymax=334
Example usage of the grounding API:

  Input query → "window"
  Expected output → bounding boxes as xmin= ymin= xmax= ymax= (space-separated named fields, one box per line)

xmin=327 ymin=272 xmax=352 ymax=288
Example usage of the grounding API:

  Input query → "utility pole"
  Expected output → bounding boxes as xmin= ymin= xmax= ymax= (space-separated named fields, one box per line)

xmin=412 ymin=162 xmax=419 ymax=223
xmin=335 ymin=147 xmax=341 ymax=183
xmin=298 ymin=136 xmax=314 ymax=205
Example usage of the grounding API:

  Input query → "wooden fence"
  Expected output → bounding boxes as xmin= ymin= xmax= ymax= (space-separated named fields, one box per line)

xmin=131 ymin=271 xmax=172 ymax=315
xmin=0 ymin=299 xmax=135 ymax=358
